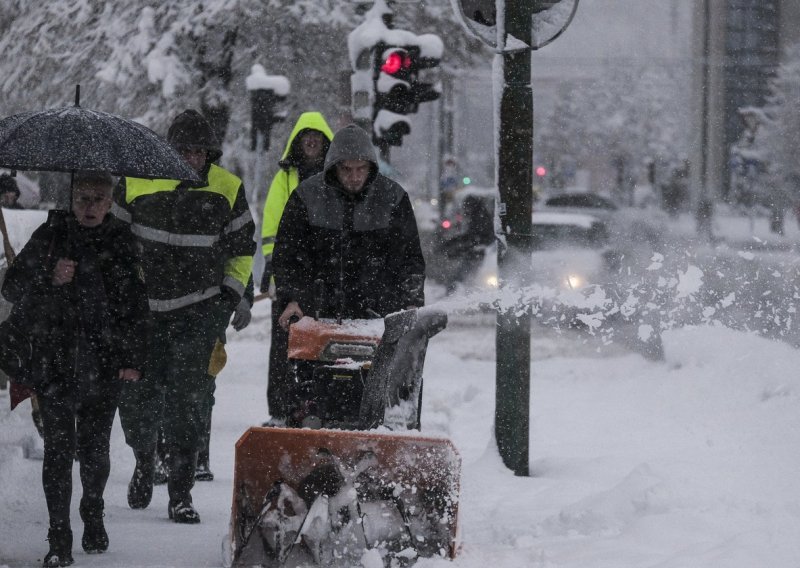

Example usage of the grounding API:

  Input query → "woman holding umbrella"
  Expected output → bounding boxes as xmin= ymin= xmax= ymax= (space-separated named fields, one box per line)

xmin=1 ymin=171 xmax=149 ymax=567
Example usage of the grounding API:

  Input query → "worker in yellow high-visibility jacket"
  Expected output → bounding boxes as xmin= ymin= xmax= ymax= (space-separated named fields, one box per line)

xmin=114 ymin=109 xmax=256 ymax=524
xmin=259 ymin=112 xmax=333 ymax=424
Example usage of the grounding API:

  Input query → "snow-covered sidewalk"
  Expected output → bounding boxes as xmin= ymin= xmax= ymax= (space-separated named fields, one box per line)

xmin=2 ymin=299 xmax=800 ymax=567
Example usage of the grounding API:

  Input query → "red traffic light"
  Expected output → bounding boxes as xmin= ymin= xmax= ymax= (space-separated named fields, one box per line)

xmin=382 ymin=50 xmax=412 ymax=75
xmin=535 ymin=166 xmax=547 ymax=177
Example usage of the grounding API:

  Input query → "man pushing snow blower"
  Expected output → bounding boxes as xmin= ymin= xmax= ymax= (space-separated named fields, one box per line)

xmin=224 ymin=125 xmax=460 ymax=567
xmin=267 ymin=123 xmax=426 ymax=423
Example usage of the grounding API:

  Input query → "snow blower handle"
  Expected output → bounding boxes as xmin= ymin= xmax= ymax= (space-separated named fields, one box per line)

xmin=313 ymin=278 xmax=325 ymax=320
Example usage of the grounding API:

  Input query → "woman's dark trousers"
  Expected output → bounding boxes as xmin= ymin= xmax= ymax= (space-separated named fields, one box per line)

xmin=39 ymin=384 xmax=119 ymax=538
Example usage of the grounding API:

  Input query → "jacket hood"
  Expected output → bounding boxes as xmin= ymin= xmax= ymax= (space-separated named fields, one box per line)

xmin=167 ymin=109 xmax=223 ymax=163
xmin=323 ymin=124 xmax=378 ymax=189
xmin=279 ymin=112 xmax=334 ymax=167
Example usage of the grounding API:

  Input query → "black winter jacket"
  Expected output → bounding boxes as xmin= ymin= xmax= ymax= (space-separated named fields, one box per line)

xmin=113 ymin=163 xmax=256 ymax=314
xmin=273 ymin=125 xmax=425 ymax=319
xmin=1 ymin=211 xmax=149 ymax=393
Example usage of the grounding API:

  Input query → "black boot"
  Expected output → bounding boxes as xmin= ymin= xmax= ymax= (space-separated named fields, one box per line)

xmin=127 ymin=448 xmax=155 ymax=509
xmin=168 ymin=498 xmax=201 ymax=524
xmin=167 ymin=450 xmax=200 ymax=523
xmin=194 ymin=448 xmax=214 ymax=482
xmin=154 ymin=430 xmax=169 ymax=485
xmin=43 ymin=525 xmax=73 ymax=567
xmin=79 ymin=499 xmax=108 ymax=553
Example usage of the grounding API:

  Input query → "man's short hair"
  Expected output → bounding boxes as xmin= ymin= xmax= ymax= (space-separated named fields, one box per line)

xmin=72 ymin=171 xmax=114 ymax=191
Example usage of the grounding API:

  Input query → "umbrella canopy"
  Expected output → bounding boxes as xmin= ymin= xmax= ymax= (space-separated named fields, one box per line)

xmin=0 ymin=105 xmax=200 ymax=182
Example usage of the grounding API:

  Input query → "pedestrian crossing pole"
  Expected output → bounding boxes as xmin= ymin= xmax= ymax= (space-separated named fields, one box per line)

xmin=494 ymin=0 xmax=533 ymax=477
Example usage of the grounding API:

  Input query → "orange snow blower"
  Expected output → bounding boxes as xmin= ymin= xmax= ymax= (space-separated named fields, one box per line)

xmin=225 ymin=307 xmax=461 ymax=567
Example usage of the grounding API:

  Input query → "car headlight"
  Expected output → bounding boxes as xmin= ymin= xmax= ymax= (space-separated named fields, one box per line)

xmin=565 ymin=274 xmax=584 ymax=290
xmin=485 ymin=274 xmax=500 ymax=287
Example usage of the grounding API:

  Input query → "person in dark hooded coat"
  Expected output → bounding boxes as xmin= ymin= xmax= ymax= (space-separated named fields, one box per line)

xmin=272 ymin=123 xmax=425 ymax=328
xmin=1 ymin=171 xmax=149 ymax=567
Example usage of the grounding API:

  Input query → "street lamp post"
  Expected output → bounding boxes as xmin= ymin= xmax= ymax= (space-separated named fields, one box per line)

xmin=452 ymin=0 xmax=579 ymax=476
xmin=495 ymin=0 xmax=534 ymax=477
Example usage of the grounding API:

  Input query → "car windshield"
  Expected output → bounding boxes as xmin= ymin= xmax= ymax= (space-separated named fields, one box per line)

xmin=545 ymin=193 xmax=618 ymax=210
xmin=532 ymin=212 xmax=608 ymax=250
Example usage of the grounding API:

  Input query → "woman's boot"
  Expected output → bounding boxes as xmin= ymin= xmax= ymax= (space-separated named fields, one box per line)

xmin=43 ymin=523 xmax=73 ymax=567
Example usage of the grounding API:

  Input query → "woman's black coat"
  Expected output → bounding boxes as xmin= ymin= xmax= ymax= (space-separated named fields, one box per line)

xmin=1 ymin=210 xmax=149 ymax=395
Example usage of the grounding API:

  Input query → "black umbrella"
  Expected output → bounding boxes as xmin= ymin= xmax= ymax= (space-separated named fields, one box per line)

xmin=0 ymin=86 xmax=200 ymax=182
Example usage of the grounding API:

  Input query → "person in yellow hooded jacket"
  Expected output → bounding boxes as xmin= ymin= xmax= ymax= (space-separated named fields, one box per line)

xmin=260 ymin=112 xmax=333 ymax=423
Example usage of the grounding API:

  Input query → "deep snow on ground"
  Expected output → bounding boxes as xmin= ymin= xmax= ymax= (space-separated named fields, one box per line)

xmin=2 ymin=295 xmax=800 ymax=567
xmin=2 ymin=211 xmax=800 ymax=567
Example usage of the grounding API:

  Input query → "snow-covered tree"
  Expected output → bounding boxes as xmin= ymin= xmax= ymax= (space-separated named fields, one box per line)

xmin=537 ymin=84 xmax=588 ymax=188
xmin=536 ymin=59 xmax=690 ymax=200
xmin=753 ymin=42 xmax=800 ymax=201
xmin=0 ymin=0 xmax=477 ymax=159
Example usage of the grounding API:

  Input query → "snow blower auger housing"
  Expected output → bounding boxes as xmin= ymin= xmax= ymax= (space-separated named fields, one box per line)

xmin=225 ymin=308 xmax=461 ymax=567
xmin=226 ymin=428 xmax=460 ymax=567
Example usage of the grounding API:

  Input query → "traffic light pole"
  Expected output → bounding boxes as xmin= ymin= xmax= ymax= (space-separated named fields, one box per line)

xmin=495 ymin=0 xmax=533 ymax=476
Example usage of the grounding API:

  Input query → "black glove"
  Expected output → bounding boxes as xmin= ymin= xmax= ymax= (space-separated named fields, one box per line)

xmin=231 ymin=299 xmax=252 ymax=331
xmin=260 ymin=256 xmax=272 ymax=293
xmin=220 ymin=286 xmax=240 ymax=312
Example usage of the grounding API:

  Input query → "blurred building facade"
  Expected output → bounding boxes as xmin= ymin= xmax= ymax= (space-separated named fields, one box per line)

xmin=391 ymin=0 xmax=694 ymax=204
xmin=690 ymin=0 xmax=800 ymax=205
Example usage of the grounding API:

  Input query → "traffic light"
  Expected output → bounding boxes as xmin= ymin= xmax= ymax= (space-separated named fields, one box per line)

xmin=372 ymin=41 xmax=441 ymax=148
xmin=348 ymin=1 xmax=443 ymax=152
xmin=246 ymin=64 xmax=290 ymax=152
xmin=374 ymin=46 xmax=415 ymax=115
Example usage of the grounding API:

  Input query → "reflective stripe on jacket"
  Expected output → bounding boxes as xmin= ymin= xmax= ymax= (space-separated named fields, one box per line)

xmin=114 ymin=164 xmax=256 ymax=312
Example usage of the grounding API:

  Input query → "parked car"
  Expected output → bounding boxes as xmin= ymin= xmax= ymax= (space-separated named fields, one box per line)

xmin=540 ymin=190 xmax=667 ymax=250
xmin=543 ymin=192 xmax=618 ymax=211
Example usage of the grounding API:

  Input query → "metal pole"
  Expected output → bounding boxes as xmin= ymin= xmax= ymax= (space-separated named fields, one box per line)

xmin=495 ymin=0 xmax=533 ymax=476
xmin=696 ymin=0 xmax=713 ymax=240
xmin=438 ymin=75 xmax=455 ymax=217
